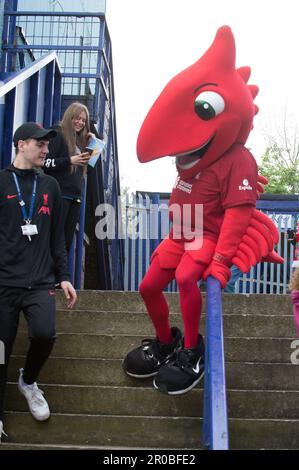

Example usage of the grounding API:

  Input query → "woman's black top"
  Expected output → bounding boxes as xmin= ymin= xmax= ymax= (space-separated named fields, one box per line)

xmin=43 ymin=126 xmax=84 ymax=200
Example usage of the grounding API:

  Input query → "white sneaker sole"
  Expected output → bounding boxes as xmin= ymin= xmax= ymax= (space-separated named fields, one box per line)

xmin=124 ymin=369 xmax=158 ymax=378
xmin=153 ymin=370 xmax=205 ymax=395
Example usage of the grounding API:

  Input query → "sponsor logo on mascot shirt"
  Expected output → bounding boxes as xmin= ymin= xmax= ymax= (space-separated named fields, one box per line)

xmin=174 ymin=176 xmax=193 ymax=194
xmin=239 ymin=178 xmax=253 ymax=191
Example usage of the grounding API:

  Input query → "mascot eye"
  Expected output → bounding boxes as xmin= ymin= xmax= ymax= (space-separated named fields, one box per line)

xmin=194 ymin=91 xmax=225 ymax=120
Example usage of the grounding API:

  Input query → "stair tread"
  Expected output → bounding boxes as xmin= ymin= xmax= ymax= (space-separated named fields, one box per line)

xmin=9 ymin=355 xmax=298 ymax=365
xmin=4 ymin=410 xmax=299 ymax=421
xmin=2 ymin=412 xmax=299 ymax=449
xmin=5 ymin=290 xmax=297 ymax=449
xmin=0 ymin=443 xmax=175 ymax=450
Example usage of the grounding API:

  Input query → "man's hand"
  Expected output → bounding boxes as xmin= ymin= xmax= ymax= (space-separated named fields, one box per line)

xmin=60 ymin=281 xmax=77 ymax=309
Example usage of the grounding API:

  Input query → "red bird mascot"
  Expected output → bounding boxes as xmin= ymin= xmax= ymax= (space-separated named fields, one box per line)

xmin=123 ymin=26 xmax=283 ymax=395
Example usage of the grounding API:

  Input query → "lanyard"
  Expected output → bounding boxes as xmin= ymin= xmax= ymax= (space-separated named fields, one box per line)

xmin=12 ymin=172 xmax=37 ymax=223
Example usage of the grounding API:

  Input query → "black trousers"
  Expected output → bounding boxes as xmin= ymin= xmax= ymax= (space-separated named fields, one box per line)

xmin=62 ymin=198 xmax=81 ymax=252
xmin=0 ymin=287 xmax=56 ymax=419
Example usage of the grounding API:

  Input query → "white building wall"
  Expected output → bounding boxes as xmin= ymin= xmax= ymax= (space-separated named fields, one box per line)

xmin=17 ymin=0 xmax=106 ymax=13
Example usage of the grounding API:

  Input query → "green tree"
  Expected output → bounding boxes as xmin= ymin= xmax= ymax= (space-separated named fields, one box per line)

xmin=259 ymin=112 xmax=299 ymax=194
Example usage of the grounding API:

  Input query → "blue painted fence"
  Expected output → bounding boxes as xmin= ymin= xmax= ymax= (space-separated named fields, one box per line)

xmin=124 ymin=192 xmax=296 ymax=294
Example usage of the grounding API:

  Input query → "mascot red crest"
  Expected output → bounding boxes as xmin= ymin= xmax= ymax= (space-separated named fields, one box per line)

xmin=123 ymin=26 xmax=284 ymax=396
xmin=137 ymin=26 xmax=258 ymax=179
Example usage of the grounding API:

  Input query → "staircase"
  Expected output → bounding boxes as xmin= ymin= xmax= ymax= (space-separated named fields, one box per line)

xmin=1 ymin=291 xmax=298 ymax=450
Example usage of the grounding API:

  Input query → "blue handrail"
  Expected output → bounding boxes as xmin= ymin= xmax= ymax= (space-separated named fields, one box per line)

xmin=0 ymin=51 xmax=61 ymax=169
xmin=0 ymin=51 xmax=61 ymax=97
xmin=203 ymin=276 xmax=229 ymax=450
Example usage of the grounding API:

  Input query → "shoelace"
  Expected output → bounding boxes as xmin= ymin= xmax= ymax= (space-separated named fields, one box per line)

xmin=27 ymin=384 xmax=46 ymax=407
xmin=141 ymin=338 xmax=160 ymax=358
xmin=173 ymin=349 xmax=196 ymax=368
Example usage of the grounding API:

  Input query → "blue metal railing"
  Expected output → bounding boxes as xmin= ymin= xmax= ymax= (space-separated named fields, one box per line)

xmin=203 ymin=277 xmax=229 ymax=449
xmin=0 ymin=51 xmax=61 ymax=167
xmin=2 ymin=9 xmax=109 ymax=122
xmin=0 ymin=51 xmax=86 ymax=286
xmin=2 ymin=3 xmax=124 ymax=289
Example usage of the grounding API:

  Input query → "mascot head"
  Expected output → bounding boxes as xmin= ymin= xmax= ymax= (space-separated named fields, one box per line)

xmin=136 ymin=26 xmax=258 ymax=179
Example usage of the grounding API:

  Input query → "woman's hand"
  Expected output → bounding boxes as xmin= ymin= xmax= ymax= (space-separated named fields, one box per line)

xmin=87 ymin=132 xmax=95 ymax=140
xmin=70 ymin=152 xmax=90 ymax=166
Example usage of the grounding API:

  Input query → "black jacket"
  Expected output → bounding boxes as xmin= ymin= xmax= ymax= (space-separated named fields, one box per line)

xmin=43 ymin=126 xmax=84 ymax=199
xmin=0 ymin=165 xmax=70 ymax=288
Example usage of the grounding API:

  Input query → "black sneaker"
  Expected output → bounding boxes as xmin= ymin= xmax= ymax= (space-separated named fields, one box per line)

xmin=153 ymin=334 xmax=205 ymax=395
xmin=122 ymin=327 xmax=182 ymax=378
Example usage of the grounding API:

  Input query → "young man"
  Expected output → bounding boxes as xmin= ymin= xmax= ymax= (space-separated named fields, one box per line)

xmin=0 ymin=122 xmax=77 ymax=442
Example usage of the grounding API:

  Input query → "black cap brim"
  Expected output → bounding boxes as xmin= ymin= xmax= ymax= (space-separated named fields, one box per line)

xmin=31 ymin=129 xmax=57 ymax=141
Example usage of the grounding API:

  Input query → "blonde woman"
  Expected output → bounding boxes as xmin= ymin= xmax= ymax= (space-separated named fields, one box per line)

xmin=44 ymin=102 xmax=93 ymax=251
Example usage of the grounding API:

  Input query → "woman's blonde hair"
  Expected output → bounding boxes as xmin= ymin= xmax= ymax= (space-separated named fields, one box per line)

xmin=61 ymin=102 xmax=90 ymax=156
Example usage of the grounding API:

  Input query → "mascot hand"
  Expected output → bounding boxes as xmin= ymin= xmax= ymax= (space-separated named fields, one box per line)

xmin=232 ymin=209 xmax=283 ymax=272
xmin=203 ymin=259 xmax=231 ymax=289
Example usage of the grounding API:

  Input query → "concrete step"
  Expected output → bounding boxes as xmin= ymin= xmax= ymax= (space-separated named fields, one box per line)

xmin=8 ymin=356 xmax=299 ymax=390
xmin=18 ymin=311 xmax=296 ymax=338
xmin=3 ymin=412 xmax=202 ymax=449
xmin=5 ymin=384 xmax=299 ymax=420
xmin=0 ymin=443 xmax=121 ymax=450
xmin=55 ymin=291 xmax=293 ymax=316
xmin=4 ymin=290 xmax=296 ymax=450
xmin=13 ymin=332 xmax=297 ymax=363
xmin=2 ymin=412 xmax=299 ymax=449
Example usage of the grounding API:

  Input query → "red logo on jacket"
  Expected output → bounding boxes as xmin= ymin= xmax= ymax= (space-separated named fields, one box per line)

xmin=38 ymin=193 xmax=50 ymax=216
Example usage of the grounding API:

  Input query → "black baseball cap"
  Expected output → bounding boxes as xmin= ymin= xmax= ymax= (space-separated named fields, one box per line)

xmin=13 ymin=122 xmax=57 ymax=147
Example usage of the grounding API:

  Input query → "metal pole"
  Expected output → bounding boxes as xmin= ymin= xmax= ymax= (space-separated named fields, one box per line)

xmin=75 ymin=175 xmax=87 ymax=289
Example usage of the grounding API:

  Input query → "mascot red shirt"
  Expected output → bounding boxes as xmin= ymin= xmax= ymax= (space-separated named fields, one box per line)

xmin=123 ymin=26 xmax=283 ymax=396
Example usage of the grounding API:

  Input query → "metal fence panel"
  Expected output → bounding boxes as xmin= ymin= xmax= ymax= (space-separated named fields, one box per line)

xmin=124 ymin=193 xmax=296 ymax=294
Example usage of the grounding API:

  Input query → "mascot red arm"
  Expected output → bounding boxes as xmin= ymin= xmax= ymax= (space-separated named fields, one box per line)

xmin=122 ymin=26 xmax=283 ymax=396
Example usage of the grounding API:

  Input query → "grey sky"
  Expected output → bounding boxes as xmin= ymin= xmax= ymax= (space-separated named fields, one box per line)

xmin=106 ymin=0 xmax=299 ymax=193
